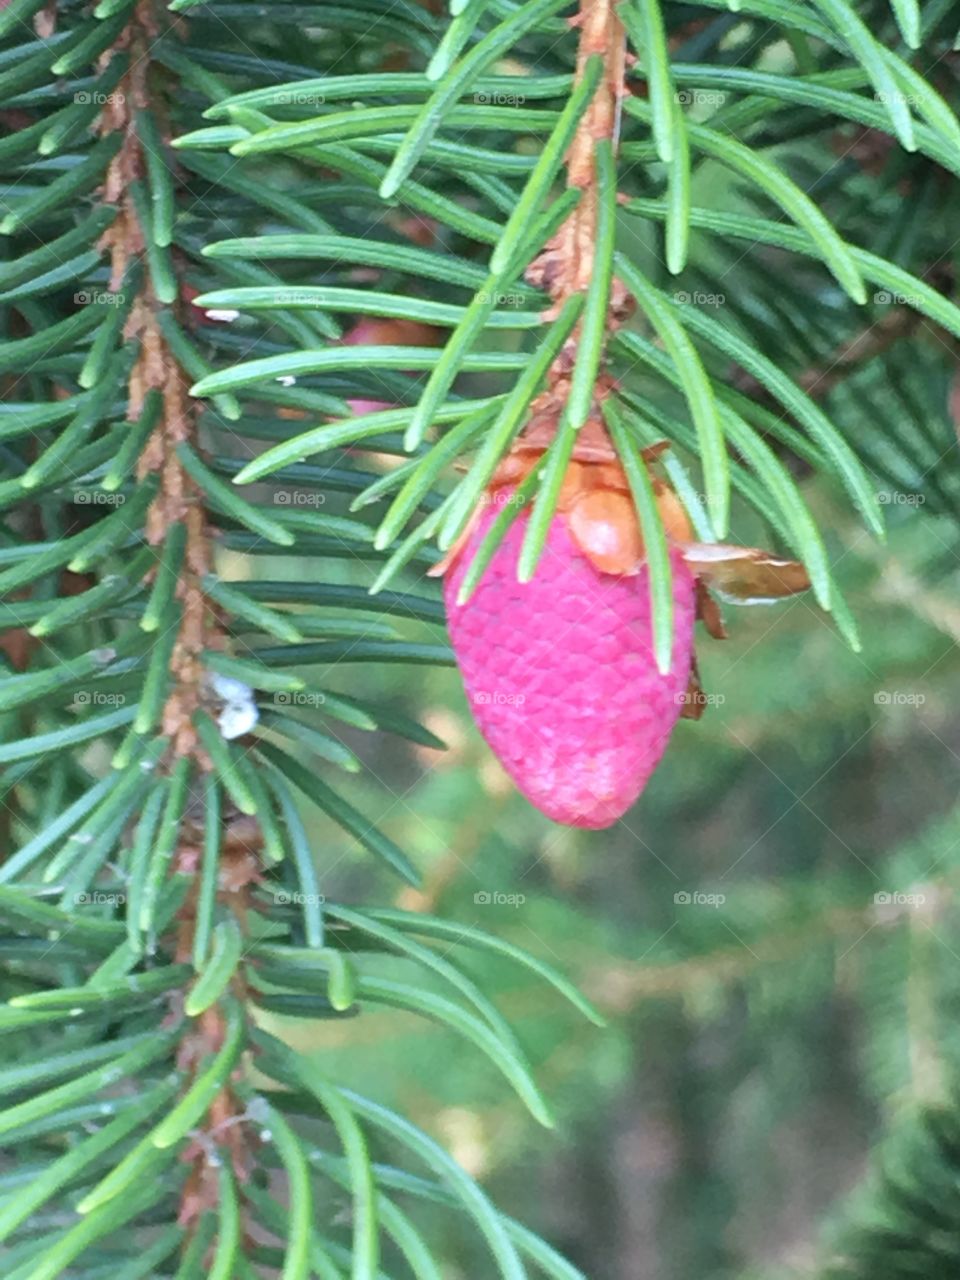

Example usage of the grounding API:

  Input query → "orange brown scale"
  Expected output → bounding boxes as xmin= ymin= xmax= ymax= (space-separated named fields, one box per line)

xmin=437 ymin=423 xmax=811 ymax=722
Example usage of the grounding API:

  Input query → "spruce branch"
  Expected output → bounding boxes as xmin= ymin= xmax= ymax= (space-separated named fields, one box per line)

xmin=97 ymin=10 xmax=218 ymax=753
xmin=1 ymin=0 xmax=959 ymax=1272
xmin=534 ymin=0 xmax=626 ymax=302
xmin=0 ymin=1 xmax=606 ymax=1270
xmin=89 ymin=6 xmax=255 ymax=1237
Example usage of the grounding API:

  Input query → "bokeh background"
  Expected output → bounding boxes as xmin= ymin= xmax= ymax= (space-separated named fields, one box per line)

xmin=201 ymin=14 xmax=960 ymax=1272
xmin=234 ymin=450 xmax=960 ymax=1279
xmin=0 ymin=0 xmax=957 ymax=1272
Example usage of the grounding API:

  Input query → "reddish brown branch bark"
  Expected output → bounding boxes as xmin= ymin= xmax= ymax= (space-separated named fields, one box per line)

xmin=552 ymin=0 xmax=626 ymax=299
xmin=100 ymin=6 xmax=217 ymax=760
xmin=522 ymin=0 xmax=630 ymax=453
xmin=97 ymin=2 xmax=258 ymax=1238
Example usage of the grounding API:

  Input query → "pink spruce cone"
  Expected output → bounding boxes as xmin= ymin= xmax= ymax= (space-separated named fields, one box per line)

xmin=445 ymin=497 xmax=697 ymax=829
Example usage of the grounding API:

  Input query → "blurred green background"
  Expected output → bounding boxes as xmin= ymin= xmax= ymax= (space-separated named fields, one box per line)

xmin=195 ymin=19 xmax=960 ymax=1268
xmin=232 ymin=470 xmax=960 ymax=1279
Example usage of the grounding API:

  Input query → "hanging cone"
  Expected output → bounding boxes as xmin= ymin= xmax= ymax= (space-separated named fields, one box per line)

xmin=439 ymin=412 xmax=811 ymax=828
xmin=444 ymin=490 xmax=697 ymax=827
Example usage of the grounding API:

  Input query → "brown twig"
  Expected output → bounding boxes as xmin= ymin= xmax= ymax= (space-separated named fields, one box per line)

xmin=100 ymin=7 xmax=218 ymax=760
xmin=96 ymin=2 xmax=257 ymax=1241
xmin=527 ymin=0 xmax=628 ymax=309
xmin=550 ymin=0 xmax=626 ymax=301
xmin=522 ymin=0 xmax=631 ymax=449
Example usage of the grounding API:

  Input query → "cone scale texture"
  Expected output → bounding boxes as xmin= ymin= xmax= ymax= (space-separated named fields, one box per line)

xmin=445 ymin=498 xmax=697 ymax=828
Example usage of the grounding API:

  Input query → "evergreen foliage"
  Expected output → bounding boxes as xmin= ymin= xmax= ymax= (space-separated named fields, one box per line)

xmin=0 ymin=0 xmax=958 ymax=1274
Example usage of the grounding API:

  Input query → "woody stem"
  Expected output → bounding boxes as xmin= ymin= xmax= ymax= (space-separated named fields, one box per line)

xmin=99 ymin=0 xmax=255 ymax=1234
xmin=551 ymin=0 xmax=627 ymax=303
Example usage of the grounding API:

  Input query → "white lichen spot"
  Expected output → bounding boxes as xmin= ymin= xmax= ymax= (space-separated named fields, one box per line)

xmin=210 ymin=673 xmax=253 ymax=705
xmin=205 ymin=308 xmax=240 ymax=323
xmin=207 ymin=670 xmax=259 ymax=740
xmin=219 ymin=700 xmax=259 ymax=739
